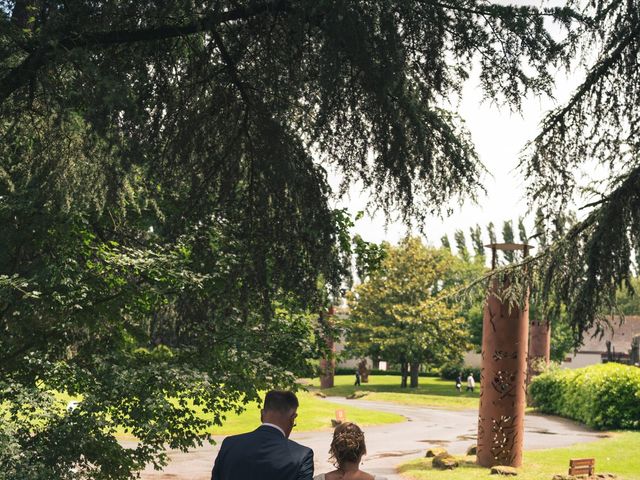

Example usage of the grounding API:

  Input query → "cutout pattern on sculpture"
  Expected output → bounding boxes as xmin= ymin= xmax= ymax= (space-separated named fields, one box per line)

xmin=492 ymin=350 xmax=517 ymax=361
xmin=477 ymin=415 xmax=486 ymax=449
xmin=490 ymin=414 xmax=518 ymax=464
xmin=488 ymin=305 xmax=498 ymax=333
xmin=491 ymin=370 xmax=517 ymax=405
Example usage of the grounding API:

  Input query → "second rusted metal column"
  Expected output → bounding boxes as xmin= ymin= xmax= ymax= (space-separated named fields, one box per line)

xmin=528 ymin=320 xmax=551 ymax=378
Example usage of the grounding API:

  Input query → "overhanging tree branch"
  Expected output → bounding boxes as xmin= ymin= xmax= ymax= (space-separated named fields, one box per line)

xmin=534 ymin=19 xmax=640 ymax=141
xmin=0 ymin=0 xmax=289 ymax=105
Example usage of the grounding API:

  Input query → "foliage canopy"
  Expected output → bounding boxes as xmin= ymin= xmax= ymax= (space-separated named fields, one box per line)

xmin=1 ymin=0 xmax=638 ymax=477
xmin=344 ymin=237 xmax=471 ymax=387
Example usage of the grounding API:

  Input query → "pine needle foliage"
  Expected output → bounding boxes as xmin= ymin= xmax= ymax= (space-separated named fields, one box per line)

xmin=519 ymin=0 xmax=640 ymax=342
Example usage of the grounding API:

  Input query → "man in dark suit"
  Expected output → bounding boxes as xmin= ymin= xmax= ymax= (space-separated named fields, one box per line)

xmin=211 ymin=390 xmax=314 ymax=480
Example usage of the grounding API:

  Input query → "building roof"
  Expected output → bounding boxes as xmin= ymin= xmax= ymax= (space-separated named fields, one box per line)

xmin=579 ymin=316 xmax=640 ymax=354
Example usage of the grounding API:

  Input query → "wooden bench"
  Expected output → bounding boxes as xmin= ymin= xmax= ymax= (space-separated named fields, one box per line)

xmin=569 ymin=458 xmax=595 ymax=476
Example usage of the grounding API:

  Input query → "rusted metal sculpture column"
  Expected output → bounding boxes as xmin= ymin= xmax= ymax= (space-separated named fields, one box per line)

xmin=319 ymin=306 xmax=335 ymax=389
xmin=477 ymin=243 xmax=531 ymax=468
xmin=528 ymin=321 xmax=551 ymax=379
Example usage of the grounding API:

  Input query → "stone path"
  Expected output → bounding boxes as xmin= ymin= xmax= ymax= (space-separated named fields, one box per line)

xmin=131 ymin=397 xmax=606 ymax=480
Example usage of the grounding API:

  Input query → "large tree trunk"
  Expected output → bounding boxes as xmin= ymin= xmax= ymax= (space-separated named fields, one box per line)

xmin=409 ymin=362 xmax=420 ymax=388
xmin=400 ymin=361 xmax=408 ymax=388
xmin=319 ymin=340 xmax=335 ymax=388
xmin=319 ymin=308 xmax=335 ymax=389
xmin=358 ymin=359 xmax=369 ymax=383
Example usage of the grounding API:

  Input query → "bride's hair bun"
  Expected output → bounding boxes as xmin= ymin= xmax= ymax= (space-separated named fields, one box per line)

xmin=329 ymin=422 xmax=367 ymax=468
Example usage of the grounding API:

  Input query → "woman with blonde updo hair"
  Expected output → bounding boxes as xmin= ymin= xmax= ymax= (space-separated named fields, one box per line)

xmin=313 ymin=422 xmax=387 ymax=480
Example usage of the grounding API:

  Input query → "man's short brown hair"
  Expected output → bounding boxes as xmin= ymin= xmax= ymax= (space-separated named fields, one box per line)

xmin=263 ymin=390 xmax=299 ymax=413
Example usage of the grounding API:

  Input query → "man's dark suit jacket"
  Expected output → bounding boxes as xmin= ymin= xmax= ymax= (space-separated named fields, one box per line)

xmin=211 ymin=425 xmax=314 ymax=480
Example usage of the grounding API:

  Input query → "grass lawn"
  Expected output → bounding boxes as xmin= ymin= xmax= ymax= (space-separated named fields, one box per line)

xmin=398 ymin=431 xmax=640 ymax=480
xmin=49 ymin=390 xmax=404 ymax=439
xmin=197 ymin=391 xmax=405 ymax=437
xmin=306 ymin=375 xmax=479 ymax=410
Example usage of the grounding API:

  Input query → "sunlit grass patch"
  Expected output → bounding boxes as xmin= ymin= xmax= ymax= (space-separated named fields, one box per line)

xmin=106 ymin=390 xmax=404 ymax=439
xmin=307 ymin=375 xmax=479 ymax=410
xmin=195 ymin=391 xmax=405 ymax=437
xmin=398 ymin=432 xmax=640 ymax=480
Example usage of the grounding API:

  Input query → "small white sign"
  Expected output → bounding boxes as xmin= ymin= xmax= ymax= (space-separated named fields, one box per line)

xmin=378 ymin=361 xmax=387 ymax=371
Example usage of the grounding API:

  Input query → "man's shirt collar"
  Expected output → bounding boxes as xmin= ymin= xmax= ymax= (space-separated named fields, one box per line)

xmin=261 ymin=422 xmax=286 ymax=437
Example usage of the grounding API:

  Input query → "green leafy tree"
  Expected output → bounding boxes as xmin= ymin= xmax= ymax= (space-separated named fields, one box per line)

xmin=352 ymin=235 xmax=388 ymax=282
xmin=615 ymin=277 xmax=640 ymax=315
xmin=469 ymin=224 xmax=485 ymax=262
xmin=441 ymin=234 xmax=452 ymax=252
xmin=518 ymin=217 xmax=528 ymax=243
xmin=448 ymin=230 xmax=488 ymax=352
xmin=487 ymin=222 xmax=497 ymax=244
xmin=533 ymin=208 xmax=548 ymax=248
xmin=465 ymin=304 xmax=485 ymax=352
xmin=454 ymin=229 xmax=470 ymax=262
xmin=502 ymin=220 xmax=515 ymax=263
xmin=345 ymin=237 xmax=470 ymax=388
xmin=550 ymin=316 xmax=577 ymax=362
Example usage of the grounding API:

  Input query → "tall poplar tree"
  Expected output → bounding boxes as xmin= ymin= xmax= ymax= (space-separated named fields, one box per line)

xmin=470 ymin=224 xmax=485 ymax=262
xmin=502 ymin=220 xmax=515 ymax=262
xmin=487 ymin=222 xmax=497 ymax=244
xmin=454 ymin=229 xmax=470 ymax=262
xmin=441 ymin=234 xmax=452 ymax=252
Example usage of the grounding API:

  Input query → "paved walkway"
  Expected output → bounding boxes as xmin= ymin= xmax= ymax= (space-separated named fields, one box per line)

xmin=132 ymin=397 xmax=606 ymax=480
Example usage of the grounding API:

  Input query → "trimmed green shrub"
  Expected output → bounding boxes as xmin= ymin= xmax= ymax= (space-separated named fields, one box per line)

xmin=334 ymin=367 xmax=438 ymax=377
xmin=529 ymin=363 xmax=640 ymax=430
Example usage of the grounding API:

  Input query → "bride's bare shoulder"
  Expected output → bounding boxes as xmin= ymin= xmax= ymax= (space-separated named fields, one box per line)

xmin=317 ymin=471 xmax=338 ymax=480
xmin=356 ymin=472 xmax=376 ymax=480
xmin=317 ymin=470 xmax=384 ymax=480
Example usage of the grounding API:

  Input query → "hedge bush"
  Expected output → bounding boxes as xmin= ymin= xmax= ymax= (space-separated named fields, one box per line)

xmin=334 ymin=367 xmax=438 ymax=377
xmin=439 ymin=361 xmax=481 ymax=381
xmin=529 ymin=363 xmax=640 ymax=430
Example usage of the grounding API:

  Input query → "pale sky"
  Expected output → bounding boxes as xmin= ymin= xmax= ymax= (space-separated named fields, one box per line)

xmin=329 ymin=62 xmax=581 ymax=251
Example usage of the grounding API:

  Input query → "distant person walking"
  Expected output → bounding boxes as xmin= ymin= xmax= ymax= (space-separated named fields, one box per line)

xmin=455 ymin=374 xmax=462 ymax=392
xmin=466 ymin=373 xmax=475 ymax=392
xmin=354 ymin=369 xmax=361 ymax=386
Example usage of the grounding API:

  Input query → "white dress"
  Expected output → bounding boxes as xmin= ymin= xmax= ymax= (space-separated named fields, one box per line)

xmin=313 ymin=474 xmax=387 ymax=480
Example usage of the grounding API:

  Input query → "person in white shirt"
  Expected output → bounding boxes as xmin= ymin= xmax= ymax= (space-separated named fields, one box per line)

xmin=466 ymin=373 xmax=476 ymax=392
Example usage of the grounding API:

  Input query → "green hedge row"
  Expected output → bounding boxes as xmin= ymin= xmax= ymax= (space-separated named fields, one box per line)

xmin=439 ymin=361 xmax=481 ymax=381
xmin=334 ymin=367 xmax=438 ymax=377
xmin=529 ymin=363 xmax=640 ymax=430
